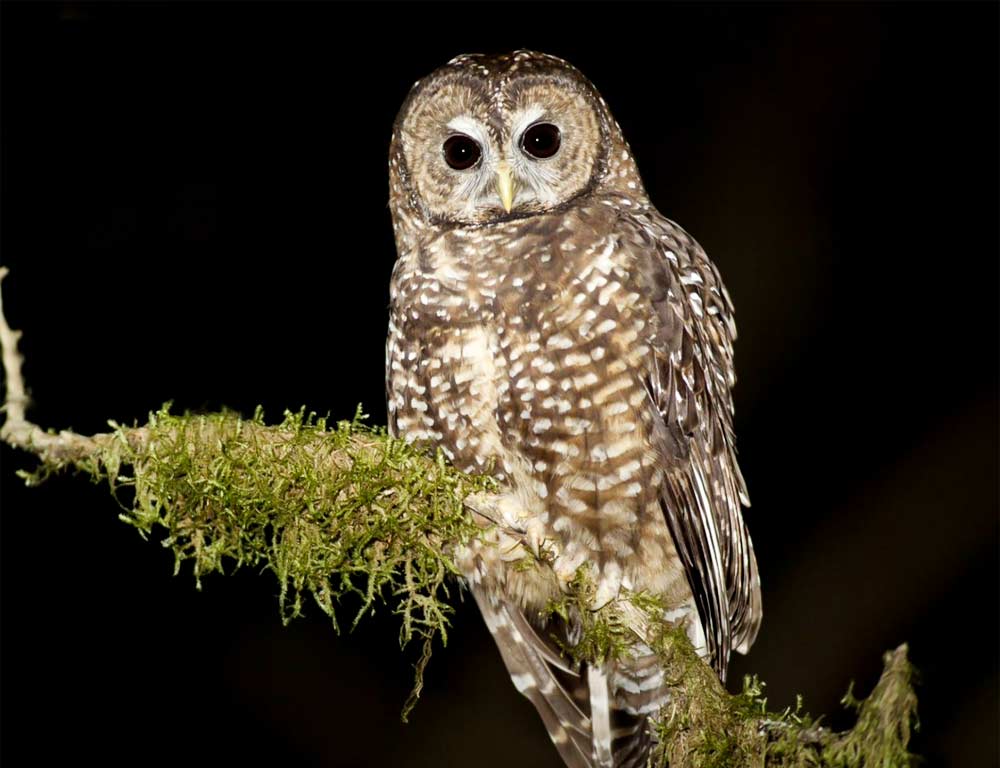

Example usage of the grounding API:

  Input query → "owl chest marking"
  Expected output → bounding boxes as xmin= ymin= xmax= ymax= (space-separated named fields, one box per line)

xmin=392 ymin=220 xmax=688 ymax=609
xmin=391 ymin=233 xmax=523 ymax=472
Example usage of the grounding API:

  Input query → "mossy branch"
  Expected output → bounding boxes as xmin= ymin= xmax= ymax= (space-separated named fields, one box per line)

xmin=0 ymin=268 xmax=917 ymax=765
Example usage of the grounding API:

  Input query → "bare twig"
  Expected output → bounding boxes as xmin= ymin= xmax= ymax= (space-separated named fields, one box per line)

xmin=0 ymin=268 xmax=117 ymax=463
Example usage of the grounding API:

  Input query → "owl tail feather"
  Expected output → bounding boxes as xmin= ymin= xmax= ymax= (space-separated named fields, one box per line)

xmin=471 ymin=587 xmax=593 ymax=766
xmin=471 ymin=587 xmax=657 ymax=768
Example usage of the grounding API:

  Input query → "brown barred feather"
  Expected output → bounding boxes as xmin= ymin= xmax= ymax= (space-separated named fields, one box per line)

xmin=625 ymin=212 xmax=763 ymax=675
xmin=386 ymin=50 xmax=762 ymax=767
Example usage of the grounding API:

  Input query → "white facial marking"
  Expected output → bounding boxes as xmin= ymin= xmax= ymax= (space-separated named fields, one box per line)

xmin=444 ymin=115 xmax=500 ymax=216
xmin=507 ymin=104 xmax=563 ymax=206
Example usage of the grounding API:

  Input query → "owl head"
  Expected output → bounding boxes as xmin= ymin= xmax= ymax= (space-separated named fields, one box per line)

xmin=389 ymin=51 xmax=644 ymax=228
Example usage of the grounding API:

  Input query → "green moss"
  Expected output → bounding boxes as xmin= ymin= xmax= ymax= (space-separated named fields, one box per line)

xmin=544 ymin=569 xmax=917 ymax=768
xmin=12 ymin=403 xmax=918 ymax=760
xmin=545 ymin=567 xmax=633 ymax=665
xmin=54 ymin=403 xmax=493 ymax=720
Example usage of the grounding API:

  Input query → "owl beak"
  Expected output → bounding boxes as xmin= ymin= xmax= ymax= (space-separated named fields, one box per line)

xmin=495 ymin=162 xmax=516 ymax=213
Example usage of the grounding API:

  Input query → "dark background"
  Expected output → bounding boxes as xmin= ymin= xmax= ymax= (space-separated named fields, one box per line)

xmin=1 ymin=3 xmax=996 ymax=766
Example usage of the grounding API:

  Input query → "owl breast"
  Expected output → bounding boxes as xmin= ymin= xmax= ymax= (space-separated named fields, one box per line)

xmin=387 ymin=201 xmax=691 ymax=612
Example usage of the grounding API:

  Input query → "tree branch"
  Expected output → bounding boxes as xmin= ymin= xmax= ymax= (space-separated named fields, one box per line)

xmin=0 ymin=268 xmax=918 ymax=766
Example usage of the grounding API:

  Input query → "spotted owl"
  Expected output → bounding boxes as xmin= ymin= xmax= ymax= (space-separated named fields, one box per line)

xmin=385 ymin=51 xmax=761 ymax=768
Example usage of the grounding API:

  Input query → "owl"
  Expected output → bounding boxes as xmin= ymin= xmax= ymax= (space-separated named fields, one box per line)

xmin=386 ymin=51 xmax=761 ymax=768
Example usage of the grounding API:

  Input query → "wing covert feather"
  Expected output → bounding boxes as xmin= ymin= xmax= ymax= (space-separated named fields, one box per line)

xmin=620 ymin=212 xmax=762 ymax=679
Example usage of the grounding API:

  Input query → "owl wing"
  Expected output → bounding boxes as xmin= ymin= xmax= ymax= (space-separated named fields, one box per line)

xmin=624 ymin=210 xmax=762 ymax=680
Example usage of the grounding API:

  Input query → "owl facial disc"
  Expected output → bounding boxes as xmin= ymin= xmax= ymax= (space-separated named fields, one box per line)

xmin=391 ymin=51 xmax=613 ymax=225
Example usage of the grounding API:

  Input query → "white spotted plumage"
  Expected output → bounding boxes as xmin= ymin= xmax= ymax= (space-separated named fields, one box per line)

xmin=386 ymin=51 xmax=761 ymax=768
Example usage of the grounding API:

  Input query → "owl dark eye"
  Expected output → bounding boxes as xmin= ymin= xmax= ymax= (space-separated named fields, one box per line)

xmin=443 ymin=134 xmax=482 ymax=170
xmin=521 ymin=123 xmax=561 ymax=159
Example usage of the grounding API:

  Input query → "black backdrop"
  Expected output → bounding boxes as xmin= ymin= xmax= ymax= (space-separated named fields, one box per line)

xmin=1 ymin=3 xmax=996 ymax=766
